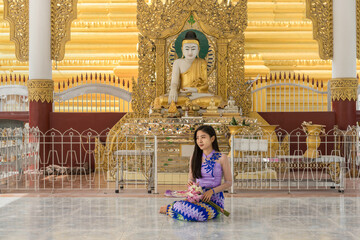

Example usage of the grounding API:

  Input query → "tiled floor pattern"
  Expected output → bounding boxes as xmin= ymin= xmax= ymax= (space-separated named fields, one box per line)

xmin=0 ymin=196 xmax=359 ymax=240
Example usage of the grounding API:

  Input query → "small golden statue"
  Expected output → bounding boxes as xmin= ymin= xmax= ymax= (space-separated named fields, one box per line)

xmin=150 ymin=98 xmax=163 ymax=117
xmin=203 ymin=98 xmax=220 ymax=117
xmin=153 ymin=98 xmax=162 ymax=111
xmin=166 ymin=101 xmax=180 ymax=118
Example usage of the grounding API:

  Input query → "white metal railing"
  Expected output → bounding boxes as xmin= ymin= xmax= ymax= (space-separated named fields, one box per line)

xmin=0 ymin=73 xmax=132 ymax=112
xmin=0 ymin=75 xmax=28 ymax=111
xmin=251 ymin=73 xmax=330 ymax=112
xmin=229 ymin=127 xmax=353 ymax=192
xmin=1 ymin=126 xmax=360 ymax=193
xmin=53 ymin=74 xmax=132 ymax=112
xmin=0 ymin=127 xmax=40 ymax=188
xmin=2 ymin=73 xmax=360 ymax=113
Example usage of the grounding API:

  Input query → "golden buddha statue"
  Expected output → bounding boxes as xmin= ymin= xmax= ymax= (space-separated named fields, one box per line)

xmin=203 ymin=97 xmax=220 ymax=117
xmin=155 ymin=31 xmax=224 ymax=109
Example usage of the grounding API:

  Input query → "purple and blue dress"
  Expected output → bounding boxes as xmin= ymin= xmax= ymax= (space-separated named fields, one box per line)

xmin=166 ymin=151 xmax=224 ymax=222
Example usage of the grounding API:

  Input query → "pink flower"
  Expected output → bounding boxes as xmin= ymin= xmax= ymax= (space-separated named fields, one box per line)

xmin=185 ymin=182 xmax=203 ymax=203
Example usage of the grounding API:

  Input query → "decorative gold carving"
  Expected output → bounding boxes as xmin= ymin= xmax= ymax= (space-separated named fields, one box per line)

xmin=330 ymin=78 xmax=358 ymax=101
xmin=98 ymin=112 xmax=148 ymax=179
xmin=131 ymin=35 xmax=156 ymax=114
xmin=136 ymin=0 xmax=248 ymax=113
xmin=228 ymin=34 xmax=248 ymax=115
xmin=3 ymin=0 xmax=77 ymax=62
xmin=301 ymin=122 xmax=325 ymax=159
xmin=155 ymin=39 xmax=166 ymax=97
xmin=168 ymin=101 xmax=178 ymax=113
xmin=260 ymin=125 xmax=279 ymax=158
xmin=217 ymin=38 xmax=228 ymax=102
xmin=328 ymin=162 xmax=341 ymax=184
xmin=137 ymin=0 xmax=247 ymax=39
xmin=357 ymin=0 xmax=360 ymax=59
xmin=3 ymin=0 xmax=29 ymax=62
xmin=51 ymin=0 xmax=78 ymax=61
xmin=306 ymin=0 xmax=333 ymax=60
xmin=27 ymin=79 xmax=54 ymax=103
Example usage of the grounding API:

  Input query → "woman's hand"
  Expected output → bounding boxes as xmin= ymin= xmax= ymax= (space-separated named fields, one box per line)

xmin=202 ymin=190 xmax=213 ymax=202
xmin=187 ymin=181 xmax=194 ymax=187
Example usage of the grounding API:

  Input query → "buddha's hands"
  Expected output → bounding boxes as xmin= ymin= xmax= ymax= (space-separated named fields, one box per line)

xmin=180 ymin=87 xmax=198 ymax=93
xmin=168 ymin=88 xmax=178 ymax=104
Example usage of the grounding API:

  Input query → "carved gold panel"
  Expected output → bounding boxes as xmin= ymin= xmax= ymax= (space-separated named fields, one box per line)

xmin=305 ymin=0 xmax=333 ymax=60
xmin=131 ymin=35 xmax=156 ymax=114
xmin=330 ymin=78 xmax=358 ymax=101
xmin=3 ymin=0 xmax=29 ymax=62
xmin=155 ymin=39 xmax=166 ymax=97
xmin=3 ymin=0 xmax=78 ymax=62
xmin=136 ymin=0 xmax=248 ymax=113
xmin=27 ymin=79 xmax=54 ymax=103
xmin=51 ymin=0 xmax=78 ymax=61
xmin=357 ymin=0 xmax=360 ymax=59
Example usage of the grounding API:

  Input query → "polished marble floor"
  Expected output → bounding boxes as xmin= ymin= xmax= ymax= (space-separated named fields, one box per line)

xmin=0 ymin=196 xmax=359 ymax=240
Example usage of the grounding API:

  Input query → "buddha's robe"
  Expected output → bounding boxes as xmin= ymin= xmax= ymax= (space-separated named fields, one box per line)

xmin=155 ymin=58 xmax=223 ymax=108
xmin=180 ymin=58 xmax=208 ymax=93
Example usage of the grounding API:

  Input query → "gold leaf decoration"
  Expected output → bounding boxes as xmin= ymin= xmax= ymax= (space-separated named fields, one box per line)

xmin=306 ymin=0 xmax=333 ymax=60
xmin=136 ymin=0 xmax=248 ymax=113
xmin=357 ymin=0 xmax=360 ymax=59
xmin=137 ymin=0 xmax=247 ymax=39
xmin=330 ymin=78 xmax=358 ymax=101
xmin=51 ymin=0 xmax=78 ymax=61
xmin=3 ymin=0 xmax=77 ymax=62
xmin=27 ymin=79 xmax=54 ymax=103
xmin=3 ymin=0 xmax=29 ymax=62
xmin=131 ymin=35 xmax=156 ymax=114
xmin=228 ymin=34 xmax=248 ymax=115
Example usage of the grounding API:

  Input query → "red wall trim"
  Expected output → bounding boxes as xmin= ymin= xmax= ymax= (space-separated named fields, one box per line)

xmin=258 ymin=112 xmax=336 ymax=132
xmin=0 ymin=112 xmax=29 ymax=122
xmin=49 ymin=112 xmax=126 ymax=132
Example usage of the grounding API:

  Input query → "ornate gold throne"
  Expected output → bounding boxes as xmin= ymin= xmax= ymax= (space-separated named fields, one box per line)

xmin=133 ymin=0 xmax=249 ymax=115
xmin=96 ymin=0 xmax=249 ymax=181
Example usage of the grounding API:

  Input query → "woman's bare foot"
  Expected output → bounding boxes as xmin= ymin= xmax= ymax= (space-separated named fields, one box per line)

xmin=159 ymin=205 xmax=167 ymax=214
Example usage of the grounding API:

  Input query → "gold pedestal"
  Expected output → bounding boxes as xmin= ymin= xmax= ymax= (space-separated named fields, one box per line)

xmin=203 ymin=112 xmax=221 ymax=117
xmin=222 ymin=112 xmax=241 ymax=117
xmin=303 ymin=124 xmax=325 ymax=159
xmin=260 ymin=125 xmax=279 ymax=158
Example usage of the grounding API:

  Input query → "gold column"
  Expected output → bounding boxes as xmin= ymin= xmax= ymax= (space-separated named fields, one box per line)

xmin=357 ymin=0 xmax=360 ymax=59
xmin=330 ymin=78 xmax=358 ymax=129
xmin=27 ymin=79 xmax=54 ymax=103
xmin=155 ymin=39 xmax=166 ymax=97
xmin=330 ymin=78 xmax=358 ymax=101
xmin=217 ymin=38 xmax=228 ymax=101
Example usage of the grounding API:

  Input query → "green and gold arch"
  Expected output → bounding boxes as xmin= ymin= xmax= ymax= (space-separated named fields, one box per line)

xmin=133 ymin=0 xmax=249 ymax=115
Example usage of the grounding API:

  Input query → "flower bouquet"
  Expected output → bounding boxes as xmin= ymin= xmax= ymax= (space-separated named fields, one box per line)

xmin=186 ymin=183 xmax=230 ymax=217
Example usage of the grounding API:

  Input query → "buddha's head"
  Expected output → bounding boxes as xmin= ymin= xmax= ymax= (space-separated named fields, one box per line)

xmin=182 ymin=31 xmax=200 ymax=60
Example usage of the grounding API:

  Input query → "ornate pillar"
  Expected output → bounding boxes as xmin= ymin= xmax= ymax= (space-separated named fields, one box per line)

xmin=217 ymin=38 xmax=228 ymax=101
xmin=155 ymin=39 xmax=166 ymax=97
xmin=28 ymin=0 xmax=53 ymax=131
xmin=331 ymin=0 xmax=357 ymax=130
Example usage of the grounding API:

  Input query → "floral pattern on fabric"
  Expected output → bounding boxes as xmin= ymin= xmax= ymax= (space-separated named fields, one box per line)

xmin=202 ymin=152 xmax=221 ymax=177
xmin=166 ymin=152 xmax=224 ymax=221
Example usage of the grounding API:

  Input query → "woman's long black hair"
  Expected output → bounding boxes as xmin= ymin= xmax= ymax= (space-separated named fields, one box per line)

xmin=191 ymin=125 xmax=220 ymax=179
